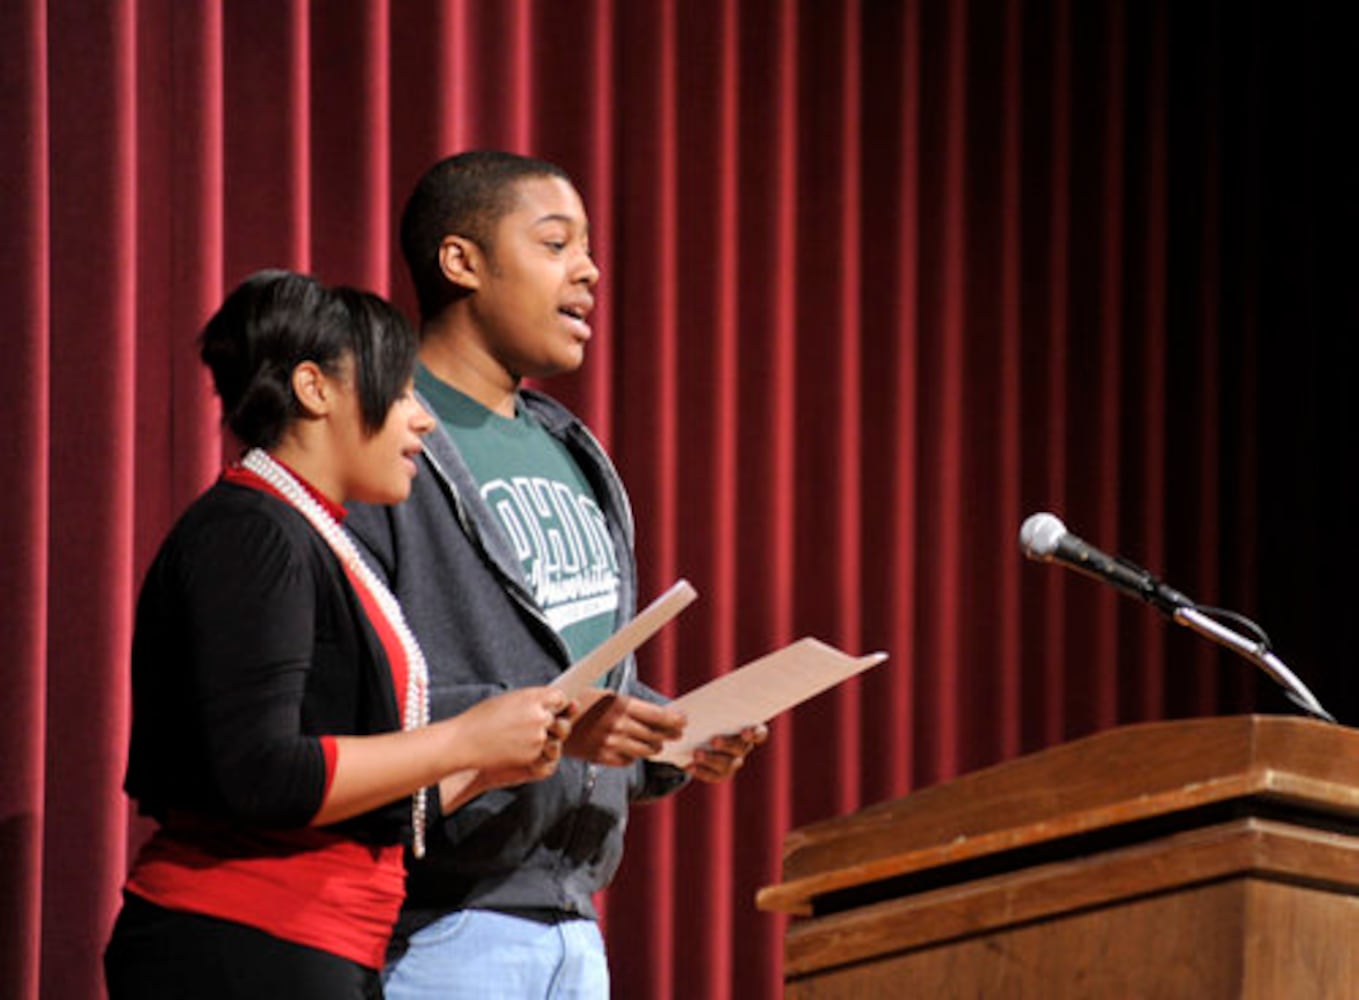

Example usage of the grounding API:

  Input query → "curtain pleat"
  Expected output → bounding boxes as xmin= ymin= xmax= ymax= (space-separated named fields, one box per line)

xmin=311 ymin=0 xmax=392 ymax=291
xmin=611 ymin=2 xmax=683 ymax=991
xmin=132 ymin=0 xmax=223 ymax=551
xmin=2 ymin=2 xmax=1353 ymax=997
xmin=864 ymin=0 xmax=921 ymax=802
xmin=41 ymin=4 xmax=139 ymax=996
xmin=1134 ymin=0 xmax=1170 ymax=721
xmin=995 ymin=0 xmax=1024 ymax=760
xmin=833 ymin=0 xmax=864 ymax=814
xmin=1193 ymin=3 xmax=1226 ymax=713
xmin=1092 ymin=0 xmax=1125 ymax=731
xmin=0 ymin=3 xmax=48 ymax=996
xmin=1036 ymin=0 xmax=1072 ymax=746
xmin=223 ymin=0 xmax=310 ymax=274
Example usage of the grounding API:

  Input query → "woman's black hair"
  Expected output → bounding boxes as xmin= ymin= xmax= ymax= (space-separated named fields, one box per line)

xmin=198 ymin=270 xmax=418 ymax=450
xmin=332 ymin=283 xmax=421 ymax=433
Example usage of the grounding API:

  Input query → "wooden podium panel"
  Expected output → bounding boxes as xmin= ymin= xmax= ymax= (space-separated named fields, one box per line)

xmin=758 ymin=716 xmax=1359 ymax=998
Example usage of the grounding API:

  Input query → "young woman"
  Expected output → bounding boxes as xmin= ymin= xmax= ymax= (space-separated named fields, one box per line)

xmin=104 ymin=271 xmax=573 ymax=999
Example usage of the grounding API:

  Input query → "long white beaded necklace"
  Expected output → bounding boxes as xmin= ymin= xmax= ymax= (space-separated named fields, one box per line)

xmin=241 ymin=447 xmax=430 ymax=858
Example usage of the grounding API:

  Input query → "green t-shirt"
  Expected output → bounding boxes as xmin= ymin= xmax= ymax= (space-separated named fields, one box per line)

xmin=416 ymin=366 xmax=620 ymax=662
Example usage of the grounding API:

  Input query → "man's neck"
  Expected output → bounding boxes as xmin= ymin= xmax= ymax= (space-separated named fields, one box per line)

xmin=419 ymin=318 xmax=519 ymax=418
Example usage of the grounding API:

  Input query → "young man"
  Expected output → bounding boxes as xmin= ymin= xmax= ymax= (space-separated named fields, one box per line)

xmin=345 ymin=151 xmax=765 ymax=997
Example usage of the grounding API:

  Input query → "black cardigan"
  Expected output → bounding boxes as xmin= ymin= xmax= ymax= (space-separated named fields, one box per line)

xmin=123 ymin=478 xmax=409 ymax=844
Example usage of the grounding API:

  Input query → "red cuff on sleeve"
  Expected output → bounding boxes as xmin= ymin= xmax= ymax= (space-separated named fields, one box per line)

xmin=319 ymin=735 xmax=338 ymax=805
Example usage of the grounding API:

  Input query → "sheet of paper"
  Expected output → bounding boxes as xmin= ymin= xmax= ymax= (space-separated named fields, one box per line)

xmin=650 ymin=638 xmax=888 ymax=767
xmin=550 ymin=579 xmax=698 ymax=699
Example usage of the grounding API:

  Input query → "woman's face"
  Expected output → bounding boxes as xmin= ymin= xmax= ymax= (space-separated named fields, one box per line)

xmin=330 ymin=373 xmax=435 ymax=506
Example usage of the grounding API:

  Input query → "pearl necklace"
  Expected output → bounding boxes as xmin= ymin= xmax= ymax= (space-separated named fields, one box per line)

xmin=241 ymin=448 xmax=430 ymax=858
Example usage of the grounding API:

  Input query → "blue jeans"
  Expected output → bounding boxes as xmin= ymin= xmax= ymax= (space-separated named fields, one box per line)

xmin=382 ymin=909 xmax=610 ymax=1000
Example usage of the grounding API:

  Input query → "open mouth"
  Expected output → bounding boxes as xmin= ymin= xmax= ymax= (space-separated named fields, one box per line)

xmin=559 ymin=303 xmax=593 ymax=338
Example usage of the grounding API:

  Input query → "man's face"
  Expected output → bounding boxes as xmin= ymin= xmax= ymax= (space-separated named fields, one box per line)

xmin=468 ymin=175 xmax=600 ymax=381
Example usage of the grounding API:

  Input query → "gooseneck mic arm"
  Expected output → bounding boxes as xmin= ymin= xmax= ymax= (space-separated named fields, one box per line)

xmin=1019 ymin=512 xmax=1336 ymax=724
xmin=1172 ymin=605 xmax=1335 ymax=723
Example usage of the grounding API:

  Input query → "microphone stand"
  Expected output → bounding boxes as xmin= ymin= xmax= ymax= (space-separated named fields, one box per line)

xmin=1172 ymin=606 xmax=1337 ymax=724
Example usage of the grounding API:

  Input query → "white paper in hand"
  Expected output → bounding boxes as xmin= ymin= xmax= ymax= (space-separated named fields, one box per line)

xmin=651 ymin=637 xmax=888 ymax=767
xmin=550 ymin=579 xmax=698 ymax=699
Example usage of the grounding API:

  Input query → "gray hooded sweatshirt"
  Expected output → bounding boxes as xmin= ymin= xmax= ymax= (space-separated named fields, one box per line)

xmin=345 ymin=389 xmax=686 ymax=943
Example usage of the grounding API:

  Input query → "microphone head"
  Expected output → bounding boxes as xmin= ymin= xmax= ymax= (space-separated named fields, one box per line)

xmin=1019 ymin=512 xmax=1067 ymax=559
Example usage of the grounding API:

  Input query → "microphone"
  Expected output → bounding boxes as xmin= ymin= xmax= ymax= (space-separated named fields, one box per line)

xmin=1018 ymin=512 xmax=1193 ymax=617
xmin=1019 ymin=511 xmax=1337 ymax=723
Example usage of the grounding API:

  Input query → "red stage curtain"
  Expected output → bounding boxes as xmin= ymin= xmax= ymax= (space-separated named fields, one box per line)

xmin=1 ymin=2 xmax=1353 ymax=998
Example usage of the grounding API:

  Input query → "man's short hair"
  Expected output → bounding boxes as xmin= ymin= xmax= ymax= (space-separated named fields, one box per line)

xmin=400 ymin=150 xmax=572 ymax=323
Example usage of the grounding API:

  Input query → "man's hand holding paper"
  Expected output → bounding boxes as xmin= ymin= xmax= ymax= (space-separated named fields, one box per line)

xmin=548 ymin=579 xmax=880 ymax=779
xmin=564 ymin=691 xmax=687 ymax=767
xmin=685 ymin=724 xmax=770 ymax=783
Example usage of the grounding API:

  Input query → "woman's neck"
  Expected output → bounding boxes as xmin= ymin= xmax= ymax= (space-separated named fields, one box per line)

xmin=268 ymin=433 xmax=345 ymax=507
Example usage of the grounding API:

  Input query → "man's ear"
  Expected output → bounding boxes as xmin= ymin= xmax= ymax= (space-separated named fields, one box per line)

xmin=438 ymin=235 xmax=482 ymax=291
xmin=290 ymin=361 xmax=333 ymax=419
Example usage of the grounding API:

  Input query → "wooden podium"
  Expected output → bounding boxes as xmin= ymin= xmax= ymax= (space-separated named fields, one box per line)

xmin=757 ymin=716 xmax=1359 ymax=997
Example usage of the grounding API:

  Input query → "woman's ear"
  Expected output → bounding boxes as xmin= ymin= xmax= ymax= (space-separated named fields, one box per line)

xmin=438 ymin=235 xmax=482 ymax=291
xmin=290 ymin=361 xmax=333 ymax=419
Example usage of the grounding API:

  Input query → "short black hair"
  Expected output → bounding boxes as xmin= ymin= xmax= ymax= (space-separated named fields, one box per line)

xmin=400 ymin=150 xmax=572 ymax=322
xmin=199 ymin=270 xmax=418 ymax=450
xmin=332 ymin=283 xmax=421 ymax=432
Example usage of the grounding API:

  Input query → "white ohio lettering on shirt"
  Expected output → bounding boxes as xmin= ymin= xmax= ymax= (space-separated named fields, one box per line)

xmin=480 ymin=476 xmax=620 ymax=629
